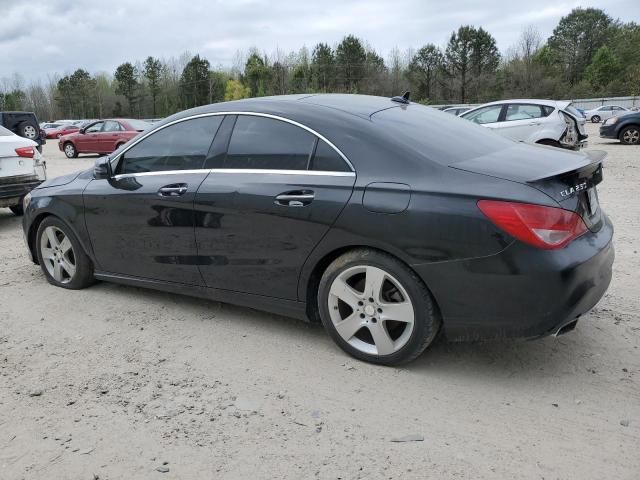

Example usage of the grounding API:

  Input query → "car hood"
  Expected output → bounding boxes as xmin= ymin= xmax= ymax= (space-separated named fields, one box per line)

xmin=450 ymin=142 xmax=595 ymax=183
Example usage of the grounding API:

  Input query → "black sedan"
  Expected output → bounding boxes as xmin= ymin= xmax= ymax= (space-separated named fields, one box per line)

xmin=21 ymin=94 xmax=614 ymax=365
xmin=600 ymin=111 xmax=640 ymax=145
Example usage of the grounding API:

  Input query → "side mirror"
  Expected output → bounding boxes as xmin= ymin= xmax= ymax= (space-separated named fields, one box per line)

xmin=94 ymin=156 xmax=112 ymax=179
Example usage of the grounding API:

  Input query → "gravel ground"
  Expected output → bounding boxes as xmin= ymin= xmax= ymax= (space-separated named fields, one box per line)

xmin=1 ymin=123 xmax=639 ymax=479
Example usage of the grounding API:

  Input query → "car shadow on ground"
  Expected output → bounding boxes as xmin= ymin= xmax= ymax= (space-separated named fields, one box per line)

xmin=88 ymin=280 xmax=591 ymax=381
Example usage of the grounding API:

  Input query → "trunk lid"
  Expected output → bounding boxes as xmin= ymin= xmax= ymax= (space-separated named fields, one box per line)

xmin=451 ymin=143 xmax=605 ymax=230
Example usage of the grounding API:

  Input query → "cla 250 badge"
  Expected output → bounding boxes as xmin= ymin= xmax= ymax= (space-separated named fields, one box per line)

xmin=560 ymin=181 xmax=588 ymax=197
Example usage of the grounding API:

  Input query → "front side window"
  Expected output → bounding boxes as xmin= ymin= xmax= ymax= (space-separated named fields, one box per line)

xmin=224 ymin=116 xmax=316 ymax=170
xmin=85 ymin=122 xmax=103 ymax=133
xmin=463 ymin=105 xmax=502 ymax=124
xmin=116 ymin=116 xmax=222 ymax=174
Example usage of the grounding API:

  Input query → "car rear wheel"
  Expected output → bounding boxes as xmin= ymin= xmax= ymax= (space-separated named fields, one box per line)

xmin=619 ymin=126 xmax=640 ymax=145
xmin=63 ymin=142 xmax=78 ymax=158
xmin=36 ymin=217 xmax=95 ymax=289
xmin=591 ymin=115 xmax=601 ymax=123
xmin=318 ymin=249 xmax=440 ymax=365
xmin=19 ymin=122 xmax=39 ymax=140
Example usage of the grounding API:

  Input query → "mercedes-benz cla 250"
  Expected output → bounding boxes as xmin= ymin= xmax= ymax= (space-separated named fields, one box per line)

xmin=22 ymin=94 xmax=614 ymax=365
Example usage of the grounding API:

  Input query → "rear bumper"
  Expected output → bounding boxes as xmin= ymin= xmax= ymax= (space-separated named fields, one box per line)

xmin=0 ymin=178 xmax=42 ymax=203
xmin=414 ymin=215 xmax=615 ymax=341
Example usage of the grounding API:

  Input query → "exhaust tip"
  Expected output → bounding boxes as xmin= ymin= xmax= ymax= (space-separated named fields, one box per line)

xmin=554 ymin=319 xmax=579 ymax=337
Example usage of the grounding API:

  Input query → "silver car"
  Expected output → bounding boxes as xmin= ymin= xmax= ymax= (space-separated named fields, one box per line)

xmin=583 ymin=105 xmax=631 ymax=123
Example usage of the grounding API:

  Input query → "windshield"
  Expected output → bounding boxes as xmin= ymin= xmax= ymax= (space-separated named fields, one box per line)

xmin=0 ymin=125 xmax=14 ymax=136
xmin=126 ymin=119 xmax=151 ymax=131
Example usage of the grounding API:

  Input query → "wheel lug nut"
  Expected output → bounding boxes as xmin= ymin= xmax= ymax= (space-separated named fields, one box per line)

xmin=357 ymin=301 xmax=363 ymax=306
xmin=371 ymin=318 xmax=377 ymax=323
xmin=368 ymin=297 xmax=374 ymax=303
xmin=377 ymin=308 xmax=382 ymax=313
xmin=359 ymin=313 xmax=365 ymax=319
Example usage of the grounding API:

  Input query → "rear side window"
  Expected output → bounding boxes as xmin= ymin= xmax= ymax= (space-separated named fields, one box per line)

xmin=224 ymin=116 xmax=316 ymax=170
xmin=103 ymin=121 xmax=123 ymax=132
xmin=504 ymin=104 xmax=547 ymax=121
xmin=116 ymin=116 xmax=222 ymax=174
xmin=311 ymin=140 xmax=350 ymax=172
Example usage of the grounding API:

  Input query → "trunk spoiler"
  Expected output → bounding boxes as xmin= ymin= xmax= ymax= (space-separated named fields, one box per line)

xmin=526 ymin=150 xmax=606 ymax=183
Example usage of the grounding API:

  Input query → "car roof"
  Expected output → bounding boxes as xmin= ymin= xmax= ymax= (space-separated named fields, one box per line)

xmin=472 ymin=99 xmax=562 ymax=108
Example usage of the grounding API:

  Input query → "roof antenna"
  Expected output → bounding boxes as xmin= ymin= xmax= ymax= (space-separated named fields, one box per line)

xmin=391 ymin=91 xmax=411 ymax=104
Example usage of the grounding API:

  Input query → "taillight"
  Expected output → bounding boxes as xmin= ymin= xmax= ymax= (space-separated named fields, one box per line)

xmin=15 ymin=146 xmax=35 ymax=158
xmin=477 ymin=200 xmax=588 ymax=249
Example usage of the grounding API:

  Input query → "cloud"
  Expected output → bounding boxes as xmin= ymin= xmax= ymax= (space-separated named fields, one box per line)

xmin=0 ymin=0 xmax=637 ymax=84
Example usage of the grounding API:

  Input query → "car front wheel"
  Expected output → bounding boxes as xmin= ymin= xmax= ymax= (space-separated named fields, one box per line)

xmin=591 ymin=115 xmax=601 ymax=123
xmin=620 ymin=126 xmax=640 ymax=145
xmin=318 ymin=249 xmax=440 ymax=365
xmin=63 ymin=142 xmax=78 ymax=158
xmin=36 ymin=217 xmax=95 ymax=289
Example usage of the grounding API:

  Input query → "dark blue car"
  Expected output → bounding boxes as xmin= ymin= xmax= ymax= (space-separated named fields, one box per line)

xmin=600 ymin=111 xmax=640 ymax=145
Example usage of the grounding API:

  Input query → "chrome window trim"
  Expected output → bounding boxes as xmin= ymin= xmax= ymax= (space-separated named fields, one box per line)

xmin=112 ymin=168 xmax=355 ymax=180
xmin=110 ymin=111 xmax=355 ymax=173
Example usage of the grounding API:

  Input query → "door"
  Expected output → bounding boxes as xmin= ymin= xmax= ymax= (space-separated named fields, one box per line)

xmin=194 ymin=114 xmax=356 ymax=300
xmin=76 ymin=121 xmax=104 ymax=152
xmin=83 ymin=115 xmax=223 ymax=284
xmin=498 ymin=103 xmax=554 ymax=142
xmin=99 ymin=120 xmax=124 ymax=152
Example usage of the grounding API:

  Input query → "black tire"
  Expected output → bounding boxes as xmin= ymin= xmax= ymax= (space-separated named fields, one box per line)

xmin=35 ymin=216 xmax=95 ymax=290
xmin=591 ymin=115 xmax=601 ymax=123
xmin=318 ymin=249 xmax=441 ymax=365
xmin=63 ymin=142 xmax=78 ymax=158
xmin=9 ymin=204 xmax=23 ymax=216
xmin=18 ymin=121 xmax=39 ymax=140
xmin=619 ymin=125 xmax=640 ymax=145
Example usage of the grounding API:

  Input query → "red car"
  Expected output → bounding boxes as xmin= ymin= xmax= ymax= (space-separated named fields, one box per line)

xmin=45 ymin=124 xmax=80 ymax=139
xmin=58 ymin=119 xmax=150 ymax=158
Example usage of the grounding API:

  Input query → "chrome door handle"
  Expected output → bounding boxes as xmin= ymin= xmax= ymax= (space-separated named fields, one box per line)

xmin=158 ymin=184 xmax=188 ymax=196
xmin=275 ymin=191 xmax=314 ymax=206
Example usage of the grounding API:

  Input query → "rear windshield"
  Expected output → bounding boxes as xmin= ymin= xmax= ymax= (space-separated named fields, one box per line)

xmin=0 ymin=125 xmax=13 ymax=136
xmin=566 ymin=105 xmax=584 ymax=118
xmin=372 ymin=104 xmax=515 ymax=165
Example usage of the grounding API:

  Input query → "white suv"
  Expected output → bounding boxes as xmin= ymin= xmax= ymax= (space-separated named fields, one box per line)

xmin=460 ymin=99 xmax=587 ymax=150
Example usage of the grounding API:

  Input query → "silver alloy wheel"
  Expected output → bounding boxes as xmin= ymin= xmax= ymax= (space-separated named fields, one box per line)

xmin=23 ymin=125 xmax=37 ymax=139
xmin=40 ymin=226 xmax=76 ymax=284
xmin=328 ymin=265 xmax=415 ymax=356
xmin=623 ymin=128 xmax=640 ymax=144
xmin=64 ymin=144 xmax=75 ymax=157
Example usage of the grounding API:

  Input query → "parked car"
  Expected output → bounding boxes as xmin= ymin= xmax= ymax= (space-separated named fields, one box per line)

xmin=443 ymin=106 xmax=471 ymax=116
xmin=0 ymin=111 xmax=46 ymax=152
xmin=45 ymin=123 xmax=80 ymax=139
xmin=600 ymin=111 xmax=640 ymax=145
xmin=583 ymin=105 xmax=630 ymax=123
xmin=22 ymin=94 xmax=613 ymax=365
xmin=58 ymin=119 xmax=150 ymax=158
xmin=460 ymin=99 xmax=587 ymax=150
xmin=0 ymin=125 xmax=46 ymax=216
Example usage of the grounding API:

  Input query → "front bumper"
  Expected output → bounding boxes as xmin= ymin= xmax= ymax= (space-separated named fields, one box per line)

xmin=599 ymin=124 xmax=618 ymax=139
xmin=414 ymin=215 xmax=615 ymax=341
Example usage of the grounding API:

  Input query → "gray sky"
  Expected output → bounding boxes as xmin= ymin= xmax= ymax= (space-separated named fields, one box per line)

xmin=1 ymin=0 xmax=639 ymax=84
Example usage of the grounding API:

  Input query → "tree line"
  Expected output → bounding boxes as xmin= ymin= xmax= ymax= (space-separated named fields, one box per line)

xmin=1 ymin=7 xmax=638 ymax=121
